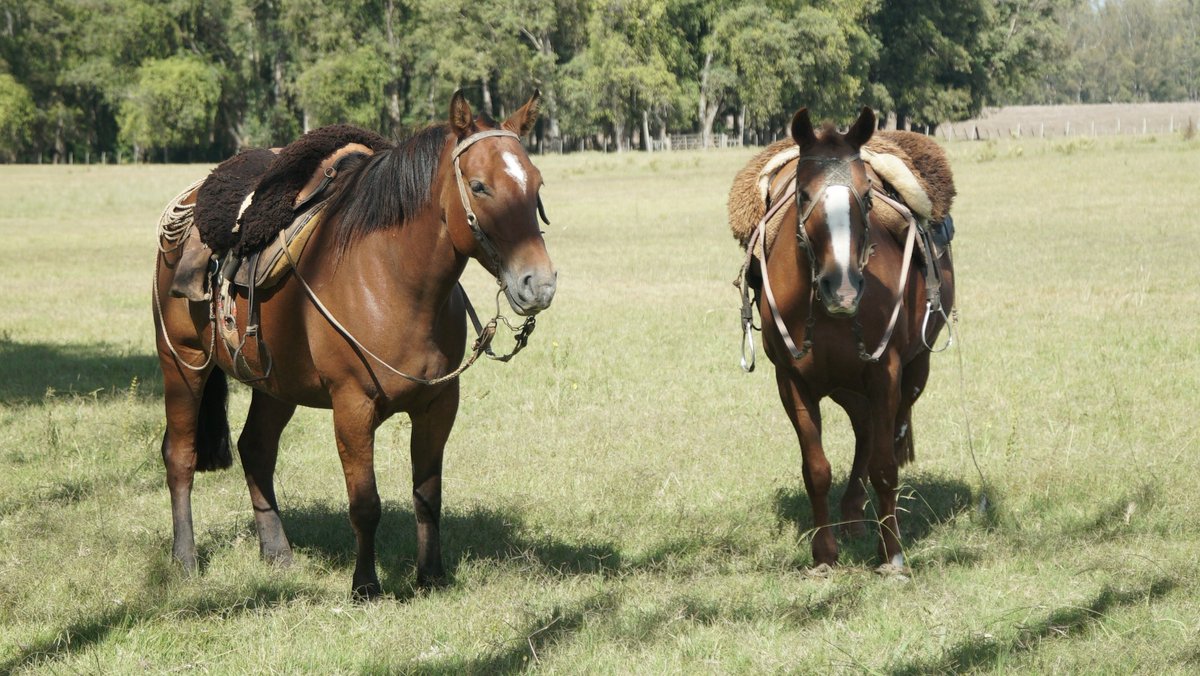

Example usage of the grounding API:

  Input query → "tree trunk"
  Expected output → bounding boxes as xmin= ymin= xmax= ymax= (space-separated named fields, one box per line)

xmin=385 ymin=0 xmax=402 ymax=131
xmin=737 ymin=105 xmax=746 ymax=147
xmin=641 ymin=110 xmax=652 ymax=152
xmin=699 ymin=51 xmax=712 ymax=148
xmin=481 ymin=78 xmax=494 ymax=118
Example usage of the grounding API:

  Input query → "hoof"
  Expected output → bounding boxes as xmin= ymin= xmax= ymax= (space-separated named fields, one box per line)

xmin=806 ymin=563 xmax=836 ymax=579
xmin=351 ymin=580 xmax=382 ymax=601
xmin=416 ymin=572 xmax=449 ymax=590
xmin=874 ymin=562 xmax=910 ymax=582
xmin=173 ymin=551 xmax=198 ymax=576
xmin=262 ymin=548 xmax=294 ymax=567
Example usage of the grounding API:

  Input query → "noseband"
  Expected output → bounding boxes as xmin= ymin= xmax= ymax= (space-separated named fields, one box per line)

xmin=451 ymin=129 xmax=521 ymax=277
xmin=793 ymin=154 xmax=873 ymax=276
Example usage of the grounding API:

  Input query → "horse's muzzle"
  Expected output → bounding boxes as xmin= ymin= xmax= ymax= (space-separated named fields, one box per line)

xmin=504 ymin=267 xmax=557 ymax=316
xmin=817 ymin=270 xmax=863 ymax=317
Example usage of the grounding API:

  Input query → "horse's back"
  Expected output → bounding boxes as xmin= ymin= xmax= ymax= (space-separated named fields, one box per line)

xmin=873 ymin=131 xmax=955 ymax=222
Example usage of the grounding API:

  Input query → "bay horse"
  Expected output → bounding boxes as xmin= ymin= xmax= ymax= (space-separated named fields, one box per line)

xmin=743 ymin=107 xmax=955 ymax=570
xmin=152 ymin=91 xmax=556 ymax=597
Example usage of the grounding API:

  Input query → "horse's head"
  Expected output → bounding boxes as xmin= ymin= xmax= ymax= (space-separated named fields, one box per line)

xmin=790 ymin=106 xmax=876 ymax=317
xmin=444 ymin=90 xmax=557 ymax=316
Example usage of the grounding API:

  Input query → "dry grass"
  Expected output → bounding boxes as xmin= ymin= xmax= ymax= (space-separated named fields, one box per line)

xmin=1 ymin=135 xmax=1199 ymax=673
xmin=942 ymin=102 xmax=1200 ymax=140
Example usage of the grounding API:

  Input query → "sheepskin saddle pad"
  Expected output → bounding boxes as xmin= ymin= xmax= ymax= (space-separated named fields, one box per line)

xmin=728 ymin=130 xmax=956 ymax=253
xmin=193 ymin=124 xmax=393 ymax=260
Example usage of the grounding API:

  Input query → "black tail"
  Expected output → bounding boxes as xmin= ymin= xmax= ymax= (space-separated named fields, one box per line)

xmin=195 ymin=369 xmax=233 ymax=471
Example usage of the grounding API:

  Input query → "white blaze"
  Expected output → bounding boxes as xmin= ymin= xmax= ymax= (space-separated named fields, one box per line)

xmin=824 ymin=185 xmax=854 ymax=281
xmin=501 ymin=151 xmax=529 ymax=193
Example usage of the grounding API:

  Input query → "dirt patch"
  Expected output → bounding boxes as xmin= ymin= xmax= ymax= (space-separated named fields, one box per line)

xmin=938 ymin=102 xmax=1200 ymax=140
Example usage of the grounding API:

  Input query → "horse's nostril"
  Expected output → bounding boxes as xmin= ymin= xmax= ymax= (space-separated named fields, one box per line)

xmin=818 ymin=276 xmax=835 ymax=299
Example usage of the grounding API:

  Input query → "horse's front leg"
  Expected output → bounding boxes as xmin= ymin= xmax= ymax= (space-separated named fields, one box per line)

xmin=868 ymin=360 xmax=905 ymax=567
xmin=776 ymin=372 xmax=837 ymax=566
xmin=332 ymin=393 xmax=383 ymax=599
xmin=408 ymin=381 xmax=458 ymax=588
xmin=831 ymin=391 xmax=871 ymax=537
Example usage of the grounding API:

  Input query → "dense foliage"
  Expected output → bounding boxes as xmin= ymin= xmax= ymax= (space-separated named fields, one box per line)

xmin=0 ymin=0 xmax=1193 ymax=161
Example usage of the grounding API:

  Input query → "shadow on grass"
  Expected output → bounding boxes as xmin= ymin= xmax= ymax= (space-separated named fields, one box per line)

xmin=281 ymin=500 xmax=624 ymax=594
xmin=0 ymin=577 xmax=323 ymax=674
xmin=889 ymin=576 xmax=1178 ymax=674
xmin=0 ymin=338 xmax=160 ymax=405
xmin=403 ymin=590 xmax=622 ymax=674
xmin=773 ymin=472 xmax=975 ymax=566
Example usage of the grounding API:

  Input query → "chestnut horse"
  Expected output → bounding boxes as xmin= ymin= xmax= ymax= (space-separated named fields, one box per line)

xmin=747 ymin=107 xmax=954 ymax=569
xmin=153 ymin=92 xmax=556 ymax=596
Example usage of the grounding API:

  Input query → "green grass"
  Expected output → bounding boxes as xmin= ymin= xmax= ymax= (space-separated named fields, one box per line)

xmin=2 ymin=135 xmax=1199 ymax=673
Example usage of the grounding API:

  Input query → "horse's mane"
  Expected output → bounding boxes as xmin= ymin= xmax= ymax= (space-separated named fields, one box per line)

xmin=323 ymin=123 xmax=450 ymax=255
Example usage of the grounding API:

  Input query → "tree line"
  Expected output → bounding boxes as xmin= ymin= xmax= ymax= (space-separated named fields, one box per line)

xmin=0 ymin=0 xmax=1196 ymax=163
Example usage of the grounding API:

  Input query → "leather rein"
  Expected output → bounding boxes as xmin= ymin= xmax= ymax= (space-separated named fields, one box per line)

xmin=738 ymin=154 xmax=923 ymax=371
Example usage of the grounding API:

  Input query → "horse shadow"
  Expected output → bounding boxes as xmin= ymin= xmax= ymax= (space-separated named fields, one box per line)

xmin=280 ymin=499 xmax=624 ymax=596
xmin=0 ymin=338 xmax=160 ymax=405
xmin=773 ymin=472 xmax=977 ymax=566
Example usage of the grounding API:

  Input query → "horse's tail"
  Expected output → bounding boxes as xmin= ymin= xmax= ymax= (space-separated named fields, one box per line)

xmin=195 ymin=370 xmax=233 ymax=472
xmin=895 ymin=412 xmax=915 ymax=467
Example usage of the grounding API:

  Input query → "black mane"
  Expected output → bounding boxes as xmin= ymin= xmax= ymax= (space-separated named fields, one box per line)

xmin=324 ymin=123 xmax=450 ymax=255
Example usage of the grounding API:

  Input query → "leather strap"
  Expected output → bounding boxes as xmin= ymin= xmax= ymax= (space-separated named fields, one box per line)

xmin=451 ymin=129 xmax=521 ymax=277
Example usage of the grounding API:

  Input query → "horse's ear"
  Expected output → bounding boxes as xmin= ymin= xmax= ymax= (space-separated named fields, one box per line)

xmin=845 ymin=106 xmax=875 ymax=149
xmin=503 ymin=89 xmax=542 ymax=137
xmin=449 ymin=90 xmax=475 ymax=138
xmin=790 ymin=108 xmax=817 ymax=149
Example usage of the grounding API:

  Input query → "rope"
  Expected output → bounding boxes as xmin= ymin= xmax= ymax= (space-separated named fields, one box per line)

xmin=153 ymin=178 xmax=216 ymax=371
xmin=156 ymin=178 xmax=205 ymax=254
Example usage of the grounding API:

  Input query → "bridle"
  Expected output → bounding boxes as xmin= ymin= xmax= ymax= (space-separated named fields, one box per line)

xmin=793 ymin=154 xmax=873 ymax=274
xmin=738 ymin=152 xmax=921 ymax=369
xmin=451 ymin=129 xmax=518 ymax=277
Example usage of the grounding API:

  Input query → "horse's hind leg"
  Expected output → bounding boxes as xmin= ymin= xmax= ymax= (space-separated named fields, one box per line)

xmin=895 ymin=352 xmax=931 ymax=466
xmin=831 ymin=391 xmax=871 ymax=537
xmin=160 ymin=363 xmax=231 ymax=573
xmin=332 ymin=393 xmax=383 ymax=599
xmin=238 ymin=390 xmax=297 ymax=565
xmin=776 ymin=373 xmax=837 ymax=566
xmin=408 ymin=382 xmax=459 ymax=588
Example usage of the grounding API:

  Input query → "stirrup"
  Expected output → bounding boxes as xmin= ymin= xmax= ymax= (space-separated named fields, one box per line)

xmin=740 ymin=318 xmax=756 ymax=372
xmin=921 ymin=300 xmax=954 ymax=353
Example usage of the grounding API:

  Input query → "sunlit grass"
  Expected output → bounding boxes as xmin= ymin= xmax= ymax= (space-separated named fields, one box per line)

xmin=1 ymin=135 xmax=1198 ymax=672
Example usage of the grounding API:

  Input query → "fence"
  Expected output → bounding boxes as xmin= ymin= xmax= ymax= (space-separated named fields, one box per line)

xmin=939 ymin=103 xmax=1200 ymax=142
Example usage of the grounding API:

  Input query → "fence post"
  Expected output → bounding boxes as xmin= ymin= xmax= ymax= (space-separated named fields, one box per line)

xmin=1040 ymin=122 xmax=1044 ymax=138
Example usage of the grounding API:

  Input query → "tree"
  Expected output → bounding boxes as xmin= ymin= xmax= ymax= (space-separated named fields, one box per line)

xmin=296 ymin=47 xmax=390 ymax=129
xmin=560 ymin=0 xmax=684 ymax=150
xmin=118 ymin=55 xmax=221 ymax=160
xmin=0 ymin=72 xmax=35 ymax=161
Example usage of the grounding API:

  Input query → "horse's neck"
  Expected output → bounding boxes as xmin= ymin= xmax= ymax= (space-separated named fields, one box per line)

xmin=338 ymin=206 xmax=467 ymax=321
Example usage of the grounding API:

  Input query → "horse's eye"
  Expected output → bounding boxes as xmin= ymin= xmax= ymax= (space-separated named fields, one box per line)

xmin=799 ymin=190 xmax=810 ymax=203
xmin=470 ymin=180 xmax=487 ymax=194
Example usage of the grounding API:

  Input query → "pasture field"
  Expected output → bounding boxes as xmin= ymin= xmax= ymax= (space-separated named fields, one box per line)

xmin=2 ymin=133 xmax=1199 ymax=673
